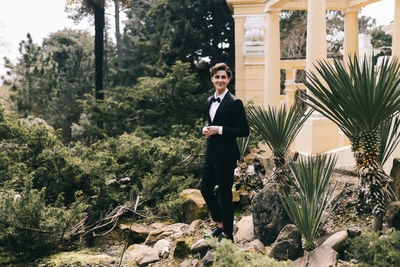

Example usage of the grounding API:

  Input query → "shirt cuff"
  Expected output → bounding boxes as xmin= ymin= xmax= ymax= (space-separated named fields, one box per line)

xmin=218 ymin=126 xmax=223 ymax=135
xmin=202 ymin=126 xmax=208 ymax=135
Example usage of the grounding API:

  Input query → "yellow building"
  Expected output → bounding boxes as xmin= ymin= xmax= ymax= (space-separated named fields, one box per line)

xmin=227 ymin=0 xmax=400 ymax=170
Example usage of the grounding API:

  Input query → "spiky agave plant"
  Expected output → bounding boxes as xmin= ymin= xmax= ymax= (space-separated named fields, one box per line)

xmin=379 ymin=114 xmax=400 ymax=167
xmin=247 ymin=104 xmax=312 ymax=189
xmin=303 ymin=55 xmax=400 ymax=230
xmin=280 ymin=154 xmax=339 ymax=251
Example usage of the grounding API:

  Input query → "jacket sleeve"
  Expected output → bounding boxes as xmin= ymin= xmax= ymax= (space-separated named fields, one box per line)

xmin=222 ymin=99 xmax=249 ymax=137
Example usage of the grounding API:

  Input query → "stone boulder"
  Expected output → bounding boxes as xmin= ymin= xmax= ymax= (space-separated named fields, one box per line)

xmin=386 ymin=201 xmax=400 ymax=229
xmin=390 ymin=158 xmax=400 ymax=199
xmin=269 ymin=224 xmax=302 ymax=261
xmin=119 ymin=223 xmax=152 ymax=244
xmin=190 ymin=238 xmax=210 ymax=255
xmin=179 ymin=189 xmax=209 ymax=223
xmin=251 ymin=183 xmax=291 ymax=245
xmin=122 ymin=244 xmax=152 ymax=266
xmin=145 ymin=223 xmax=189 ymax=245
xmin=235 ymin=215 xmax=255 ymax=243
xmin=242 ymin=239 xmax=265 ymax=254
xmin=201 ymin=250 xmax=215 ymax=267
xmin=136 ymin=239 xmax=171 ymax=266
xmin=294 ymin=230 xmax=348 ymax=267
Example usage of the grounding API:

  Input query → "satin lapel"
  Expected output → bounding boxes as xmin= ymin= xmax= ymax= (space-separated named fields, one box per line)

xmin=213 ymin=92 xmax=231 ymax=124
xmin=207 ymin=96 xmax=213 ymax=124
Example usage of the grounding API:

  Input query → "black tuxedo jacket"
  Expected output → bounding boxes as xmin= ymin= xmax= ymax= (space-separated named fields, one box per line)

xmin=205 ymin=91 xmax=249 ymax=164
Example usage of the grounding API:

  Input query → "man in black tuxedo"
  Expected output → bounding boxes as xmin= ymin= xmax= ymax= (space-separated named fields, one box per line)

xmin=201 ymin=63 xmax=249 ymax=242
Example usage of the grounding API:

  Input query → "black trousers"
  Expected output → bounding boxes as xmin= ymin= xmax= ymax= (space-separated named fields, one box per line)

xmin=200 ymin=160 xmax=235 ymax=236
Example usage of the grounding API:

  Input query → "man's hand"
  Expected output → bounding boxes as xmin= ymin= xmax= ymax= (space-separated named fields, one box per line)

xmin=203 ymin=126 xmax=220 ymax=138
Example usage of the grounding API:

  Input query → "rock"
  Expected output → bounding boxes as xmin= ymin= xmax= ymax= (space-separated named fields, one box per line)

xmin=269 ymin=224 xmax=302 ymax=261
xmin=386 ymin=201 xmax=400 ymax=229
xmin=153 ymin=239 xmax=170 ymax=259
xmin=201 ymin=250 xmax=215 ymax=267
xmin=190 ymin=238 xmax=210 ymax=255
xmin=294 ymin=244 xmax=338 ymax=267
xmin=174 ymin=239 xmax=191 ymax=259
xmin=235 ymin=215 xmax=255 ymax=243
xmin=247 ymin=165 xmax=256 ymax=175
xmin=242 ymin=239 xmax=265 ymax=254
xmin=322 ymin=230 xmax=348 ymax=252
xmin=145 ymin=223 xmax=189 ymax=245
xmin=119 ymin=223 xmax=151 ymax=244
xmin=347 ymin=227 xmax=362 ymax=238
xmin=137 ymin=251 xmax=160 ymax=266
xmin=390 ymin=158 xmax=400 ymax=199
xmin=251 ymin=184 xmax=291 ymax=245
xmin=41 ymin=251 xmax=118 ymax=267
xmin=122 ymin=244 xmax=152 ymax=266
xmin=134 ymin=239 xmax=170 ymax=266
xmin=294 ymin=230 xmax=348 ymax=267
xmin=179 ymin=259 xmax=193 ymax=267
xmin=179 ymin=189 xmax=209 ymax=223
xmin=188 ymin=219 xmax=204 ymax=234
xmin=239 ymin=190 xmax=250 ymax=205
xmin=149 ymin=222 xmax=167 ymax=230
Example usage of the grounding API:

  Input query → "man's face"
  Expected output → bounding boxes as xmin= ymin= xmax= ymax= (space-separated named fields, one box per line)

xmin=211 ymin=70 xmax=230 ymax=93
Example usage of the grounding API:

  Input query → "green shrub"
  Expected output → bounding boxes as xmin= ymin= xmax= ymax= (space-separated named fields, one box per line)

xmin=280 ymin=154 xmax=340 ymax=251
xmin=347 ymin=231 xmax=400 ymax=267
xmin=0 ymin=180 xmax=87 ymax=259
xmin=210 ymin=239 xmax=292 ymax=267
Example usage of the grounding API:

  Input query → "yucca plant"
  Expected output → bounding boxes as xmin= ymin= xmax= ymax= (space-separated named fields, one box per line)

xmin=379 ymin=114 xmax=400 ymax=167
xmin=237 ymin=133 xmax=250 ymax=162
xmin=246 ymin=104 xmax=312 ymax=189
xmin=280 ymin=154 xmax=339 ymax=251
xmin=303 ymin=55 xmax=400 ymax=230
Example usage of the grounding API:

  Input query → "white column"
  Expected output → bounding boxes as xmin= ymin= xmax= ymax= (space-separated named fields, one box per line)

xmin=306 ymin=0 xmax=327 ymax=79
xmin=344 ymin=9 xmax=359 ymax=64
xmin=393 ymin=0 xmax=400 ymax=58
xmin=264 ymin=9 xmax=281 ymax=108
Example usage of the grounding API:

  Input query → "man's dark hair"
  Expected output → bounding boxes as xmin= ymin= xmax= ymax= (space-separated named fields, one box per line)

xmin=209 ymin=63 xmax=232 ymax=78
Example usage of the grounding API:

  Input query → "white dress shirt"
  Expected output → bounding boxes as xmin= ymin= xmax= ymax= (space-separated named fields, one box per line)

xmin=203 ymin=89 xmax=228 ymax=135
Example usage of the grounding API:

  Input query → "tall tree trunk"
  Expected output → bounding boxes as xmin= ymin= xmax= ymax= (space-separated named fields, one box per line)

xmin=114 ymin=0 xmax=122 ymax=66
xmin=94 ymin=1 xmax=104 ymax=101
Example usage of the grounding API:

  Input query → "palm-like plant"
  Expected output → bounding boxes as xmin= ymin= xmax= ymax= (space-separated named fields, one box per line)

xmin=303 ymin=56 xmax=400 ymax=229
xmin=247 ymin=104 xmax=312 ymax=188
xmin=280 ymin=154 xmax=339 ymax=251
xmin=379 ymin=114 xmax=400 ymax=166
xmin=237 ymin=133 xmax=250 ymax=162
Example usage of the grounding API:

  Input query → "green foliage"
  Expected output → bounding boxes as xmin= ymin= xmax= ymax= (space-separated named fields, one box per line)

xmin=379 ymin=114 xmax=400 ymax=166
xmin=303 ymin=56 xmax=400 ymax=220
xmin=246 ymin=104 xmax=311 ymax=186
xmin=237 ymin=134 xmax=250 ymax=162
xmin=78 ymin=131 xmax=200 ymax=217
xmin=209 ymin=238 xmax=292 ymax=267
xmin=371 ymin=27 xmax=392 ymax=49
xmin=347 ymin=231 xmax=400 ymax=267
xmin=280 ymin=154 xmax=340 ymax=251
xmin=0 ymin=180 xmax=87 ymax=258
xmin=2 ymin=30 xmax=94 ymax=141
xmin=118 ymin=0 xmax=234 ymax=87
xmin=79 ymin=61 xmax=206 ymax=138
xmin=0 ymin=108 xmax=203 ymax=260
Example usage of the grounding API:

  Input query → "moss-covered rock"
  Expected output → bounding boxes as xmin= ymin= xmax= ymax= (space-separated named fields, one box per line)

xmin=39 ymin=250 xmax=119 ymax=267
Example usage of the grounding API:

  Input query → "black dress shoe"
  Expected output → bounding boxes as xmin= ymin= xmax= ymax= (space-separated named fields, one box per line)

xmin=217 ymin=233 xmax=234 ymax=243
xmin=211 ymin=227 xmax=223 ymax=237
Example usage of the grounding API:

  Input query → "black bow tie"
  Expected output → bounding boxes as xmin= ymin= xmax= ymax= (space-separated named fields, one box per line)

xmin=211 ymin=97 xmax=221 ymax=103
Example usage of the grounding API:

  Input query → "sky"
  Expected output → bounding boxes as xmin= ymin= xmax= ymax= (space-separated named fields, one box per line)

xmin=0 ymin=0 xmax=396 ymax=79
